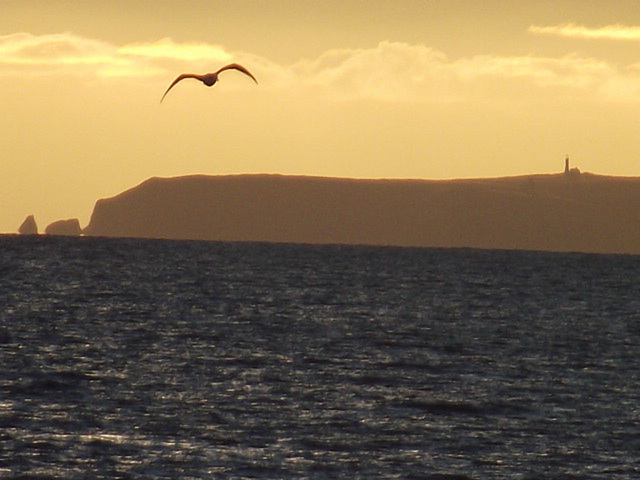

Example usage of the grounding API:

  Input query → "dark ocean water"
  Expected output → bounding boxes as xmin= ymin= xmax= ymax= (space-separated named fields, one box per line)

xmin=1 ymin=235 xmax=639 ymax=479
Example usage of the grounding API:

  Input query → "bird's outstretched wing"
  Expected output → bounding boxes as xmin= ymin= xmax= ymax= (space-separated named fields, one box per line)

xmin=215 ymin=63 xmax=258 ymax=84
xmin=160 ymin=74 xmax=202 ymax=103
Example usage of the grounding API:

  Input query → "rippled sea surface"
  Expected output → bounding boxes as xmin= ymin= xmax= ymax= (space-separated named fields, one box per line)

xmin=1 ymin=235 xmax=639 ymax=479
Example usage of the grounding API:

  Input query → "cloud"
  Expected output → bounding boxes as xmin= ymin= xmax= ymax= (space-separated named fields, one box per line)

xmin=0 ymin=32 xmax=235 ymax=78
xmin=0 ymin=32 xmax=145 ymax=77
xmin=1 ymin=33 xmax=639 ymax=103
xmin=454 ymin=53 xmax=613 ymax=87
xmin=0 ymin=32 xmax=120 ymax=66
xmin=529 ymin=23 xmax=640 ymax=41
xmin=118 ymin=38 xmax=231 ymax=62
xmin=290 ymin=41 xmax=638 ymax=103
xmin=292 ymin=42 xmax=453 ymax=102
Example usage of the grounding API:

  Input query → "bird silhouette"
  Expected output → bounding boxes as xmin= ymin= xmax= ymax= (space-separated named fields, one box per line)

xmin=160 ymin=63 xmax=257 ymax=103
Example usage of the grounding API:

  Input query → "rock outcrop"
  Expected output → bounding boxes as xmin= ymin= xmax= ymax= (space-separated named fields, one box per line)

xmin=45 ymin=218 xmax=82 ymax=236
xmin=18 ymin=215 xmax=38 ymax=235
xmin=82 ymin=173 xmax=640 ymax=255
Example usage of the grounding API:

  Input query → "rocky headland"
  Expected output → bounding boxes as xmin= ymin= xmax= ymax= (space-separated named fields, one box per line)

xmin=81 ymin=172 xmax=640 ymax=255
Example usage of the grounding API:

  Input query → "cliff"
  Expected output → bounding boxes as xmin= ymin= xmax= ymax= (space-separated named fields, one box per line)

xmin=82 ymin=173 xmax=640 ymax=254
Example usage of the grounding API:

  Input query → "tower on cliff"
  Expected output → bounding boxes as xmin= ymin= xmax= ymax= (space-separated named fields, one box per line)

xmin=563 ymin=155 xmax=581 ymax=177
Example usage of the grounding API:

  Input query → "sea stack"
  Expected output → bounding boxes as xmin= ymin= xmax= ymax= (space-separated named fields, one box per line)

xmin=45 ymin=218 xmax=82 ymax=236
xmin=18 ymin=215 xmax=38 ymax=235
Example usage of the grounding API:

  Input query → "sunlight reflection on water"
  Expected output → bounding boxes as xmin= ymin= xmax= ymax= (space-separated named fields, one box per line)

xmin=1 ymin=235 xmax=639 ymax=478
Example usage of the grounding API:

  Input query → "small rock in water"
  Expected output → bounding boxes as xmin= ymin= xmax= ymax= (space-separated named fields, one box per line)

xmin=45 ymin=218 xmax=82 ymax=236
xmin=18 ymin=215 xmax=38 ymax=235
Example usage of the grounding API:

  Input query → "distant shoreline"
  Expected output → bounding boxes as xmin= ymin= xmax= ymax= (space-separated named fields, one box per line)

xmin=32 ymin=171 xmax=632 ymax=255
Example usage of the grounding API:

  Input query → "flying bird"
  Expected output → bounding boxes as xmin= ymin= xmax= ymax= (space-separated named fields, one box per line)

xmin=160 ymin=63 xmax=257 ymax=103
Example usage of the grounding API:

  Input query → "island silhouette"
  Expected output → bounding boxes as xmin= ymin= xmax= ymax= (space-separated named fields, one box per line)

xmin=79 ymin=171 xmax=640 ymax=255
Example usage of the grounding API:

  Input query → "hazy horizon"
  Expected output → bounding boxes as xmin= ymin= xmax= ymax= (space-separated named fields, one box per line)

xmin=3 ymin=1 xmax=640 ymax=232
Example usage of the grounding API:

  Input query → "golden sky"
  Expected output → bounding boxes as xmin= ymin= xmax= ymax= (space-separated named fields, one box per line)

xmin=2 ymin=0 xmax=640 ymax=232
